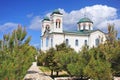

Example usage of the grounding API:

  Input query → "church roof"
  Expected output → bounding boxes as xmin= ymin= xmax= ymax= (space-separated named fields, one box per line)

xmin=49 ymin=29 xmax=106 ymax=36
xmin=63 ymin=30 xmax=93 ymax=36
xmin=63 ymin=29 xmax=106 ymax=35
xmin=77 ymin=17 xmax=93 ymax=24
xmin=51 ymin=9 xmax=63 ymax=15
xmin=42 ymin=17 xmax=50 ymax=21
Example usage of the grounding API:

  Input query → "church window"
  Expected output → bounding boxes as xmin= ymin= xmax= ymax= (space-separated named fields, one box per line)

xmin=56 ymin=19 xmax=61 ymax=28
xmin=66 ymin=39 xmax=69 ymax=46
xmin=95 ymin=38 xmax=100 ymax=46
xmin=75 ymin=39 xmax=78 ymax=46
xmin=83 ymin=23 xmax=86 ymax=30
xmin=79 ymin=24 xmax=81 ymax=30
xmin=46 ymin=25 xmax=50 ymax=31
xmin=59 ymin=22 xmax=61 ymax=28
xmin=46 ymin=37 xmax=49 ymax=47
xmin=41 ymin=39 xmax=43 ymax=47
xmin=56 ymin=22 xmax=57 ymax=28
xmin=89 ymin=24 xmax=91 ymax=30
xmin=51 ymin=38 xmax=53 ymax=47
xmin=84 ymin=40 xmax=87 ymax=46
xmin=101 ymin=37 xmax=103 ymax=43
xmin=48 ymin=26 xmax=50 ymax=30
xmin=45 ymin=26 xmax=47 ymax=30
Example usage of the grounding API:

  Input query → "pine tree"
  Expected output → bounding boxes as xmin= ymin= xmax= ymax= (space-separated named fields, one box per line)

xmin=0 ymin=25 xmax=36 ymax=80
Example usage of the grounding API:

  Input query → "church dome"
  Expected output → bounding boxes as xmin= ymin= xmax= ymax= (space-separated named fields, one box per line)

xmin=51 ymin=9 xmax=63 ymax=15
xmin=42 ymin=17 xmax=50 ymax=21
xmin=77 ymin=17 xmax=93 ymax=24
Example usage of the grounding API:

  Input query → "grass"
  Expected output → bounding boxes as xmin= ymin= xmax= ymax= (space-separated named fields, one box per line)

xmin=39 ymin=66 xmax=68 ymax=76
xmin=39 ymin=66 xmax=51 ymax=72
xmin=39 ymin=66 xmax=87 ymax=80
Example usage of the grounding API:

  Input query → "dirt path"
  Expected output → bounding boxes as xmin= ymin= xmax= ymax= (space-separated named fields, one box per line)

xmin=24 ymin=62 xmax=53 ymax=80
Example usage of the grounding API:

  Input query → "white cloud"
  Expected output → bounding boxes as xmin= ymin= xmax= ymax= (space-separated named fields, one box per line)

xmin=97 ymin=19 xmax=120 ymax=32
xmin=0 ymin=22 xmax=18 ymax=32
xmin=29 ymin=16 xmax=42 ymax=30
xmin=29 ymin=4 xmax=120 ymax=32
xmin=57 ymin=5 xmax=119 ymax=31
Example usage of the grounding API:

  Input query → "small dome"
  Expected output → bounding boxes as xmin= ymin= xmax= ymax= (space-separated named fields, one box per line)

xmin=42 ymin=17 xmax=50 ymax=21
xmin=51 ymin=9 xmax=62 ymax=15
xmin=77 ymin=17 xmax=93 ymax=24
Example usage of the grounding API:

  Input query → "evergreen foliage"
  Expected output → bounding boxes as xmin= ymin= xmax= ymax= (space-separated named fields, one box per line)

xmin=0 ymin=25 xmax=36 ymax=80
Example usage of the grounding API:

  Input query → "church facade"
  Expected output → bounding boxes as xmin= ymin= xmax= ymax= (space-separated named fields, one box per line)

xmin=41 ymin=10 xmax=106 ymax=52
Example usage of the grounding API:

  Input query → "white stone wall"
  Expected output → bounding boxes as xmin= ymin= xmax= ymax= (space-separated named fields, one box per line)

xmin=41 ymin=30 xmax=106 ymax=52
xmin=89 ymin=31 xmax=106 ymax=48
xmin=52 ymin=34 xmax=64 ymax=48
xmin=42 ymin=33 xmax=89 ymax=52
xmin=41 ymin=36 xmax=46 ymax=51
xmin=64 ymin=34 xmax=88 ymax=52
xmin=41 ymin=34 xmax=54 ymax=51
xmin=53 ymin=34 xmax=89 ymax=52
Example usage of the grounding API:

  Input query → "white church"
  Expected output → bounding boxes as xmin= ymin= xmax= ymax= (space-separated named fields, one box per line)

xmin=41 ymin=10 xmax=106 ymax=52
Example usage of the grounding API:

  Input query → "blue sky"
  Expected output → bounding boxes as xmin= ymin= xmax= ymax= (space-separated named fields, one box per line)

xmin=0 ymin=0 xmax=120 ymax=48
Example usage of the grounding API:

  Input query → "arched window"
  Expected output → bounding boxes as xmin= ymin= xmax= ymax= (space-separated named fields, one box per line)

xmin=56 ymin=22 xmax=57 ymax=28
xmin=45 ymin=26 xmax=47 ymax=30
xmin=59 ymin=22 xmax=61 ymax=28
xmin=46 ymin=25 xmax=50 ymax=31
xmin=83 ymin=23 xmax=86 ymax=30
xmin=75 ymin=39 xmax=78 ymax=46
xmin=56 ymin=19 xmax=61 ymax=28
xmin=95 ymin=38 xmax=99 ymax=46
xmin=89 ymin=24 xmax=91 ymax=30
xmin=66 ymin=39 xmax=69 ymax=46
xmin=79 ymin=24 xmax=81 ymax=30
xmin=51 ymin=38 xmax=53 ymax=47
xmin=84 ymin=40 xmax=87 ymax=46
xmin=46 ymin=37 xmax=49 ymax=47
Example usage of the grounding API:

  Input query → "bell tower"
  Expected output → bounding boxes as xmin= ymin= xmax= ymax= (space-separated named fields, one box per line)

xmin=50 ymin=10 xmax=63 ymax=33
xmin=41 ymin=17 xmax=51 ymax=36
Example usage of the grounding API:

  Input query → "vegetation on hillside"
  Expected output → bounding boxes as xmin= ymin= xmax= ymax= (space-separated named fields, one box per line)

xmin=37 ymin=24 xmax=120 ymax=80
xmin=0 ymin=25 xmax=37 ymax=80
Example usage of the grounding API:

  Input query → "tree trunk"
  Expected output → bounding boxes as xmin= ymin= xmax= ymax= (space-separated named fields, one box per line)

xmin=51 ymin=69 xmax=53 ymax=76
xmin=56 ymin=71 xmax=59 ymax=76
xmin=81 ymin=75 xmax=83 ymax=79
